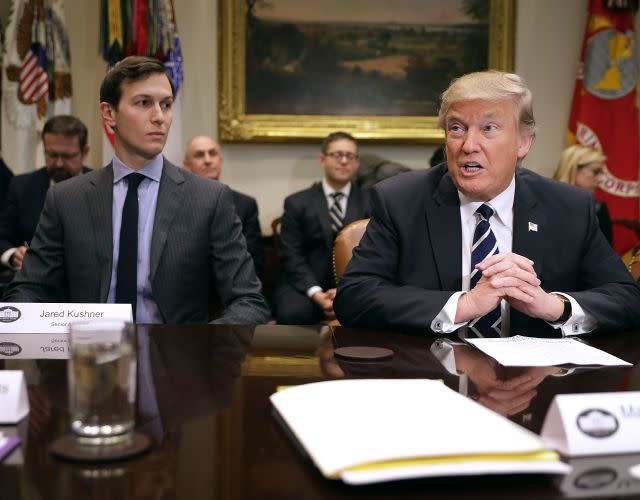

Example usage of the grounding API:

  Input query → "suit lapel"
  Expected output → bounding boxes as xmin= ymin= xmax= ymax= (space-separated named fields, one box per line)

xmin=428 ymin=171 xmax=463 ymax=290
xmin=512 ymin=169 xmax=545 ymax=274
xmin=87 ymin=165 xmax=114 ymax=301
xmin=150 ymin=161 xmax=185 ymax=280
xmin=510 ymin=169 xmax=546 ymax=331
xmin=311 ymin=183 xmax=334 ymax=246
xmin=30 ymin=169 xmax=51 ymax=228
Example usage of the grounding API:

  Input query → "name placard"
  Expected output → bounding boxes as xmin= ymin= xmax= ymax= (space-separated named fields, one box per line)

xmin=0 ymin=303 xmax=132 ymax=359
xmin=541 ymin=392 xmax=640 ymax=457
xmin=0 ymin=303 xmax=132 ymax=332
xmin=0 ymin=371 xmax=29 ymax=424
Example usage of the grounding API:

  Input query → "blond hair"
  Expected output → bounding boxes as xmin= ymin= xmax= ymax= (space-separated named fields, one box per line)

xmin=553 ymin=144 xmax=607 ymax=185
xmin=438 ymin=71 xmax=536 ymax=139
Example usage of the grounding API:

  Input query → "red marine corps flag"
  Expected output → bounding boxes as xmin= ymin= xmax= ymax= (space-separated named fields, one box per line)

xmin=567 ymin=0 xmax=639 ymax=254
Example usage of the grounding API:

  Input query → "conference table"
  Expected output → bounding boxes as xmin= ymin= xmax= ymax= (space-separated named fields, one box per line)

xmin=1 ymin=323 xmax=639 ymax=499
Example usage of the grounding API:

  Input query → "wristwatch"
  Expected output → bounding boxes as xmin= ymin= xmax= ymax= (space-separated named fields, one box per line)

xmin=551 ymin=293 xmax=572 ymax=323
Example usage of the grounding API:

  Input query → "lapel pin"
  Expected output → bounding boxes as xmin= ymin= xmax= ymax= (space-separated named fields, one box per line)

xmin=528 ymin=222 xmax=538 ymax=232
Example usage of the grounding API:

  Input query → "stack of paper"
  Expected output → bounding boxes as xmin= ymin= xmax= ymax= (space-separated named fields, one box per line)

xmin=465 ymin=335 xmax=631 ymax=367
xmin=271 ymin=379 xmax=570 ymax=484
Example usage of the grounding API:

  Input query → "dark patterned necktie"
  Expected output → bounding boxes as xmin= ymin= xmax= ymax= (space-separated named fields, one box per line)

xmin=468 ymin=204 xmax=501 ymax=337
xmin=116 ymin=173 xmax=145 ymax=321
xmin=329 ymin=192 xmax=345 ymax=233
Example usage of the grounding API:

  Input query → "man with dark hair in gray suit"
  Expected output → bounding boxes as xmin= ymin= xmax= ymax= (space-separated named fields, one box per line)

xmin=4 ymin=56 xmax=270 ymax=325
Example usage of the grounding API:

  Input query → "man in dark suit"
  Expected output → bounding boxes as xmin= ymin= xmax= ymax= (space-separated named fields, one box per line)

xmin=0 ymin=115 xmax=90 ymax=271
xmin=275 ymin=131 xmax=370 ymax=325
xmin=182 ymin=135 xmax=264 ymax=277
xmin=5 ymin=56 xmax=269 ymax=325
xmin=335 ymin=71 xmax=640 ymax=335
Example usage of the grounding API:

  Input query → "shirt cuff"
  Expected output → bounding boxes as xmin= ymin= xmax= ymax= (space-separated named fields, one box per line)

xmin=430 ymin=339 xmax=460 ymax=375
xmin=430 ymin=291 xmax=469 ymax=333
xmin=546 ymin=292 xmax=598 ymax=336
xmin=306 ymin=286 xmax=323 ymax=298
xmin=1 ymin=248 xmax=18 ymax=270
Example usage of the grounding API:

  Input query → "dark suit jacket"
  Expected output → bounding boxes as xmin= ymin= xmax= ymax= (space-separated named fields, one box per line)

xmin=231 ymin=189 xmax=263 ymax=277
xmin=0 ymin=159 xmax=13 ymax=209
xmin=279 ymin=182 xmax=370 ymax=293
xmin=4 ymin=160 xmax=270 ymax=325
xmin=334 ymin=165 xmax=640 ymax=332
xmin=595 ymin=200 xmax=612 ymax=245
xmin=0 ymin=166 xmax=91 ymax=256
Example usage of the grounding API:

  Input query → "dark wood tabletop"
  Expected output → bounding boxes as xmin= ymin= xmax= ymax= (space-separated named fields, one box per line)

xmin=1 ymin=324 xmax=639 ymax=499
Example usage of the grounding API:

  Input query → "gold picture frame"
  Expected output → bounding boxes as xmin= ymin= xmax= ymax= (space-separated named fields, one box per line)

xmin=218 ymin=0 xmax=515 ymax=143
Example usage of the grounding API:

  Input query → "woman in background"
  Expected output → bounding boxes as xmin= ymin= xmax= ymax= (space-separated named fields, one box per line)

xmin=553 ymin=144 xmax=612 ymax=245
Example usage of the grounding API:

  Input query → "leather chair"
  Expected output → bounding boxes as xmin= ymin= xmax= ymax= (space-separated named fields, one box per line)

xmin=332 ymin=218 xmax=370 ymax=283
xmin=629 ymin=244 xmax=640 ymax=282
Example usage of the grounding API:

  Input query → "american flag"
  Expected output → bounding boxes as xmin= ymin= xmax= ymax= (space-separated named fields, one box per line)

xmin=19 ymin=42 xmax=49 ymax=103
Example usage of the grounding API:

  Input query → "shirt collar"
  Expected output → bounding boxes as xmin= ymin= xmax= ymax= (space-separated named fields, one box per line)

xmin=458 ymin=175 xmax=515 ymax=228
xmin=322 ymin=178 xmax=351 ymax=198
xmin=112 ymin=154 xmax=164 ymax=183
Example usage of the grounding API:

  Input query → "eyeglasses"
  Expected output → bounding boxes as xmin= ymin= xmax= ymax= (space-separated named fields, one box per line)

xmin=326 ymin=151 xmax=359 ymax=162
xmin=45 ymin=151 xmax=82 ymax=161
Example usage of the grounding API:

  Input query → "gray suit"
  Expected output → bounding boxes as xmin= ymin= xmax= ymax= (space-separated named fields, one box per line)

xmin=4 ymin=159 xmax=270 ymax=325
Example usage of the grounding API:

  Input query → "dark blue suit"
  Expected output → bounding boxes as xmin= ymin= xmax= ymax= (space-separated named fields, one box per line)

xmin=0 ymin=167 xmax=91 ymax=257
xmin=335 ymin=165 xmax=640 ymax=333
xmin=0 ymin=159 xmax=13 ymax=210
xmin=276 ymin=182 xmax=369 ymax=324
xmin=231 ymin=189 xmax=263 ymax=277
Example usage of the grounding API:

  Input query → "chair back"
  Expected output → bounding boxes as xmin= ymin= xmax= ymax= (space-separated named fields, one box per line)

xmin=333 ymin=218 xmax=370 ymax=283
xmin=629 ymin=246 xmax=640 ymax=282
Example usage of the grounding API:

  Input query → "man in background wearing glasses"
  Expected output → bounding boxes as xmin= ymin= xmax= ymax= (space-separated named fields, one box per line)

xmin=0 ymin=115 xmax=90 ymax=271
xmin=275 ymin=131 xmax=370 ymax=325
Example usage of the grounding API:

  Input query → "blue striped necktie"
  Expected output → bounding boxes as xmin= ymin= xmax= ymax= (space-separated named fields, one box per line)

xmin=469 ymin=203 xmax=501 ymax=337
xmin=329 ymin=192 xmax=345 ymax=233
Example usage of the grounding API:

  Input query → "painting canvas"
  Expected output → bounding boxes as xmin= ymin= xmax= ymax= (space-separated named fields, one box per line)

xmin=219 ymin=0 xmax=514 ymax=142
xmin=246 ymin=0 xmax=490 ymax=116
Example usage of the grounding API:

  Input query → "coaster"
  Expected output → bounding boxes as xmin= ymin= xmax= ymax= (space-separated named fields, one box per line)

xmin=334 ymin=346 xmax=394 ymax=361
xmin=49 ymin=431 xmax=151 ymax=463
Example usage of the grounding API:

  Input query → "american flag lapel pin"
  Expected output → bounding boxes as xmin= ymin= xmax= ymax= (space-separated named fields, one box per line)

xmin=528 ymin=221 xmax=538 ymax=232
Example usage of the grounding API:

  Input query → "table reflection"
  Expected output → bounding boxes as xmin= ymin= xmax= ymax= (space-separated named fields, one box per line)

xmin=13 ymin=325 xmax=254 ymax=499
xmin=326 ymin=326 xmax=640 ymax=433
xmin=0 ymin=323 xmax=638 ymax=499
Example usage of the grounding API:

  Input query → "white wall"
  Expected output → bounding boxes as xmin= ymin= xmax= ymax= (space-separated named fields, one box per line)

xmin=59 ymin=0 xmax=593 ymax=233
xmin=515 ymin=1 xmax=589 ymax=177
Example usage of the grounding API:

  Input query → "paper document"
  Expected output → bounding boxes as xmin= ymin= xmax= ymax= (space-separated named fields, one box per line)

xmin=271 ymin=379 xmax=570 ymax=484
xmin=465 ymin=335 xmax=631 ymax=367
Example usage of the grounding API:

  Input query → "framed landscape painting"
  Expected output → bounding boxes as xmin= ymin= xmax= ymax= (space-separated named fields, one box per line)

xmin=219 ymin=0 xmax=515 ymax=142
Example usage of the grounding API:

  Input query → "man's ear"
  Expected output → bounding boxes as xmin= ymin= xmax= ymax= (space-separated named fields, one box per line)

xmin=517 ymin=133 xmax=534 ymax=159
xmin=100 ymin=102 xmax=116 ymax=129
xmin=80 ymin=144 xmax=90 ymax=163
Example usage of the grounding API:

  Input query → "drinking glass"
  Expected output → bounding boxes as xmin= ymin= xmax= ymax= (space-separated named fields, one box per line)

xmin=68 ymin=320 xmax=136 ymax=445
